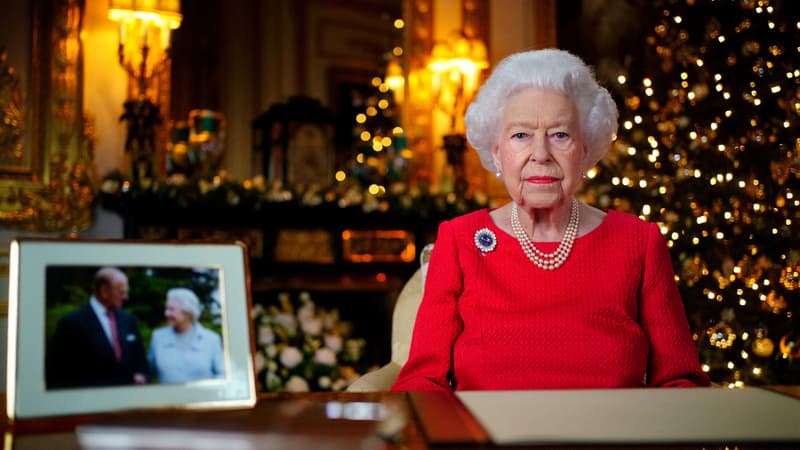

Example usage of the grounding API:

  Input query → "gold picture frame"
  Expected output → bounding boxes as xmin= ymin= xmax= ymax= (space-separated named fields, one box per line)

xmin=6 ymin=239 xmax=257 ymax=419
xmin=0 ymin=0 xmax=94 ymax=233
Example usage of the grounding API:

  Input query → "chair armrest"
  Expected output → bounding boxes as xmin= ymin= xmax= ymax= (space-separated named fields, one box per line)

xmin=346 ymin=362 xmax=402 ymax=392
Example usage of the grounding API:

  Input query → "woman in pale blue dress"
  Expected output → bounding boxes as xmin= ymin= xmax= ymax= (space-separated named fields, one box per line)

xmin=148 ymin=288 xmax=225 ymax=384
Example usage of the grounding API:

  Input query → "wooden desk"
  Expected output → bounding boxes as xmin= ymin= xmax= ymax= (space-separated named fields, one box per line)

xmin=5 ymin=392 xmax=408 ymax=450
xmin=4 ymin=389 xmax=800 ymax=449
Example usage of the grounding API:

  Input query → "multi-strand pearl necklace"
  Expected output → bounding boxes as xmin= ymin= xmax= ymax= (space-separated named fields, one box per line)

xmin=510 ymin=200 xmax=580 ymax=270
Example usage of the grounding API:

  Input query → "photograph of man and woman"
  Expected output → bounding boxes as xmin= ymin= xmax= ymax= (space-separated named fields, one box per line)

xmin=45 ymin=265 xmax=226 ymax=389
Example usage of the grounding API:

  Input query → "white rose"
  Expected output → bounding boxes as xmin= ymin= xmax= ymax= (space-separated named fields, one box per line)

xmin=251 ymin=304 xmax=265 ymax=317
xmin=301 ymin=317 xmax=322 ymax=336
xmin=285 ymin=375 xmax=310 ymax=392
xmin=280 ymin=346 xmax=303 ymax=368
xmin=318 ymin=376 xmax=332 ymax=389
xmin=274 ymin=313 xmax=297 ymax=335
xmin=297 ymin=301 xmax=315 ymax=321
xmin=314 ymin=347 xmax=337 ymax=366
xmin=254 ymin=352 xmax=266 ymax=372
xmin=258 ymin=325 xmax=275 ymax=345
xmin=324 ymin=334 xmax=343 ymax=352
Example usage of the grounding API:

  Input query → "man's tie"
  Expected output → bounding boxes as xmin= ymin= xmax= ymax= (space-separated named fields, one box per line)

xmin=107 ymin=310 xmax=122 ymax=361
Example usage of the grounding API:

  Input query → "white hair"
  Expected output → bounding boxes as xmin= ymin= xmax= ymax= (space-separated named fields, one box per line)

xmin=167 ymin=287 xmax=202 ymax=322
xmin=464 ymin=48 xmax=619 ymax=173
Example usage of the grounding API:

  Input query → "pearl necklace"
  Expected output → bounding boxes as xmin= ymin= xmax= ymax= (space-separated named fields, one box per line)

xmin=510 ymin=200 xmax=580 ymax=270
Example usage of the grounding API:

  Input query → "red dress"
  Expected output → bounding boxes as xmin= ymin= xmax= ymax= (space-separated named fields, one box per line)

xmin=392 ymin=209 xmax=711 ymax=391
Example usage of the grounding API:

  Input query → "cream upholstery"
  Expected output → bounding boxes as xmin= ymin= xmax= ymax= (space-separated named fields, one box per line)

xmin=347 ymin=244 xmax=433 ymax=391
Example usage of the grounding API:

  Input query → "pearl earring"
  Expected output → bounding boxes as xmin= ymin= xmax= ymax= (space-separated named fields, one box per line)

xmin=495 ymin=171 xmax=501 ymax=178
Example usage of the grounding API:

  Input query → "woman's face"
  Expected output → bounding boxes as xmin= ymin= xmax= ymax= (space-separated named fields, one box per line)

xmin=491 ymin=87 xmax=587 ymax=210
xmin=165 ymin=297 xmax=193 ymax=332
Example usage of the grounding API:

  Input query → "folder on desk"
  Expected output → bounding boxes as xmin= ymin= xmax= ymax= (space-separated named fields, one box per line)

xmin=409 ymin=387 xmax=800 ymax=446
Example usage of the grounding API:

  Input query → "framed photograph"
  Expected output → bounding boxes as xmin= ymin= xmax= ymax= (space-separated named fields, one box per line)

xmin=6 ymin=239 xmax=257 ymax=419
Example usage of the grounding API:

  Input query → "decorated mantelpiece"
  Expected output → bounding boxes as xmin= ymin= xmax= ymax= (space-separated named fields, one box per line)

xmin=99 ymin=170 xmax=493 ymax=261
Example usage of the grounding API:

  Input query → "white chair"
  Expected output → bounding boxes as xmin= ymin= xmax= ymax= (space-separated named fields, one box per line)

xmin=346 ymin=244 xmax=432 ymax=391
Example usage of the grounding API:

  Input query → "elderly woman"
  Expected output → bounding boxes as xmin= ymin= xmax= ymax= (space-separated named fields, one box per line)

xmin=148 ymin=287 xmax=225 ymax=384
xmin=392 ymin=49 xmax=710 ymax=391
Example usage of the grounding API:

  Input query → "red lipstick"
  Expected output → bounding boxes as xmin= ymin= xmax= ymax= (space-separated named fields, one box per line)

xmin=526 ymin=176 xmax=558 ymax=184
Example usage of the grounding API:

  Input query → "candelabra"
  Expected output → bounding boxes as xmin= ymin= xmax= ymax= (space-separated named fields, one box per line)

xmin=108 ymin=0 xmax=182 ymax=184
xmin=428 ymin=30 xmax=488 ymax=192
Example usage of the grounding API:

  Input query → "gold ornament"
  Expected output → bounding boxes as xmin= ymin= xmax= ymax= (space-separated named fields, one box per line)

xmin=737 ymin=20 xmax=753 ymax=34
xmin=625 ymin=95 xmax=641 ymax=111
xmin=779 ymin=332 xmax=800 ymax=360
xmin=681 ymin=255 xmax=704 ymax=287
xmin=780 ymin=265 xmax=799 ymax=291
xmin=752 ymin=337 xmax=775 ymax=358
xmin=768 ymin=44 xmax=784 ymax=56
xmin=707 ymin=323 xmax=736 ymax=349
xmin=761 ymin=291 xmax=788 ymax=315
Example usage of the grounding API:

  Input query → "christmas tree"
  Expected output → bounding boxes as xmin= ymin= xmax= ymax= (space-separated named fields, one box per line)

xmin=348 ymin=17 xmax=410 ymax=190
xmin=349 ymin=74 xmax=409 ymax=189
xmin=584 ymin=0 xmax=799 ymax=386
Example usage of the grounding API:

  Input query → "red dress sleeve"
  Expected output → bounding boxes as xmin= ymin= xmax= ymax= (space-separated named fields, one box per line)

xmin=640 ymin=222 xmax=711 ymax=387
xmin=391 ymin=220 xmax=462 ymax=391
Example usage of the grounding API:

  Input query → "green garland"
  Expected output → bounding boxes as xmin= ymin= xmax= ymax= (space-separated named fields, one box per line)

xmin=99 ymin=170 xmax=495 ymax=217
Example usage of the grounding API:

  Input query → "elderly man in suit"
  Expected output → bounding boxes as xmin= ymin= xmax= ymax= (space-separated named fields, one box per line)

xmin=46 ymin=267 xmax=149 ymax=388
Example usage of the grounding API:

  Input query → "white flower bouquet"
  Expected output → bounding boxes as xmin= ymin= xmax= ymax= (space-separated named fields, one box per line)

xmin=252 ymin=291 xmax=368 ymax=391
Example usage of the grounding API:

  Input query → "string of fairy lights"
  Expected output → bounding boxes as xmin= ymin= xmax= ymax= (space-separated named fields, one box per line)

xmin=343 ymin=17 xmax=410 ymax=197
xmin=587 ymin=0 xmax=799 ymax=386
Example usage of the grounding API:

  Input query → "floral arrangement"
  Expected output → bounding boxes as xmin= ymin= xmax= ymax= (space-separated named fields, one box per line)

xmin=252 ymin=291 xmax=371 ymax=392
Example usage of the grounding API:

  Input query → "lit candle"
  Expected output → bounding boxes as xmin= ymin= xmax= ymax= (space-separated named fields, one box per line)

xmin=160 ymin=25 xmax=170 ymax=51
xmin=118 ymin=21 xmax=126 ymax=44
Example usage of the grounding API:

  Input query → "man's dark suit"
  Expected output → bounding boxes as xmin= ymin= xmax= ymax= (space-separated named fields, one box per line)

xmin=46 ymin=303 xmax=149 ymax=389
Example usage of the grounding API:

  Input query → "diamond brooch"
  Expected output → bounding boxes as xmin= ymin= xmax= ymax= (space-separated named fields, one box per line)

xmin=474 ymin=228 xmax=497 ymax=254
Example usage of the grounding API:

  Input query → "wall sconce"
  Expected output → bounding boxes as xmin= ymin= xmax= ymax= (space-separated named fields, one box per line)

xmin=428 ymin=30 xmax=488 ymax=192
xmin=429 ymin=30 xmax=488 ymax=132
xmin=108 ymin=0 xmax=182 ymax=98
xmin=108 ymin=0 xmax=182 ymax=184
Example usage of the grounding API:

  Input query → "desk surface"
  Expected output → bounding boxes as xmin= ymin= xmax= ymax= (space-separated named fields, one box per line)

xmin=3 ymin=388 xmax=800 ymax=449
